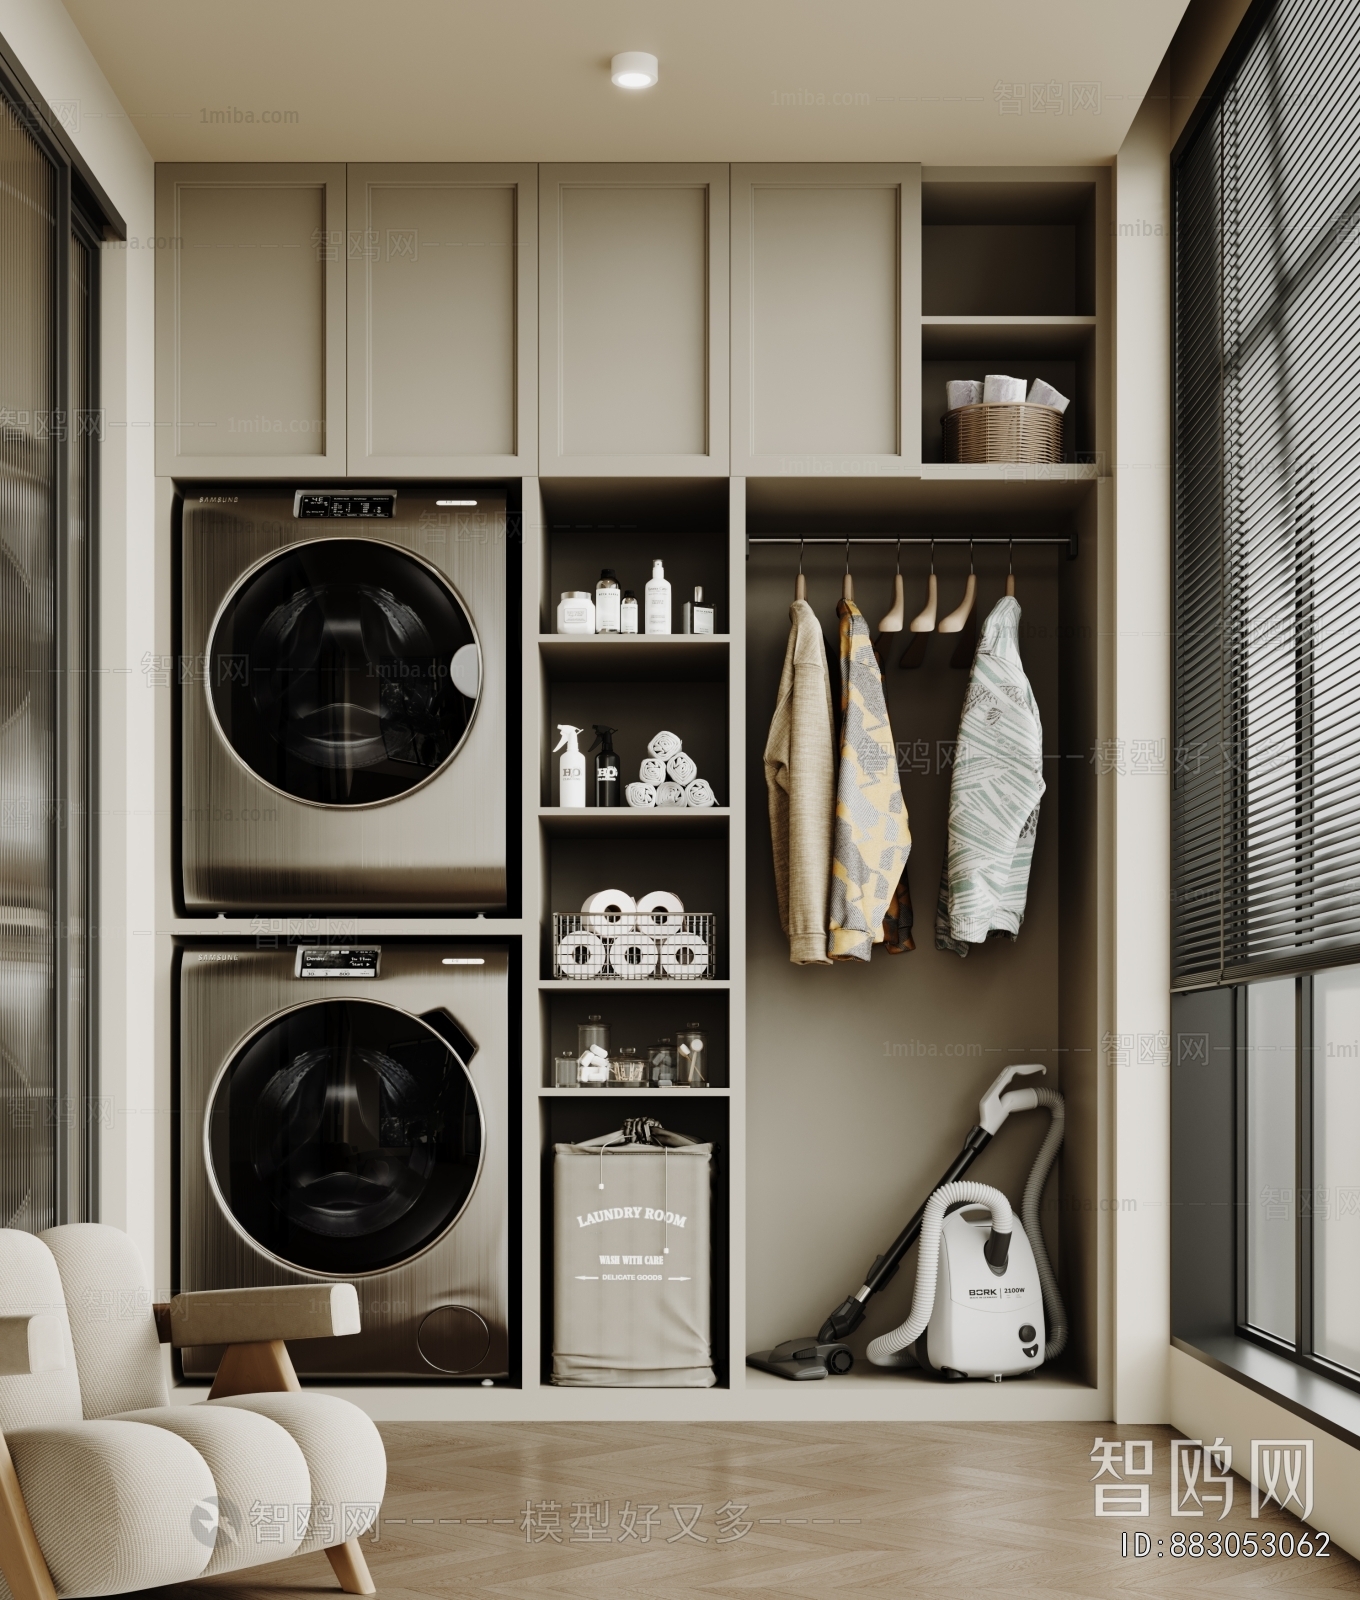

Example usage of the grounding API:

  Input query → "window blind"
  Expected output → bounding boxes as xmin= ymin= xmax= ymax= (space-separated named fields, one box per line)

xmin=1173 ymin=0 xmax=1360 ymax=988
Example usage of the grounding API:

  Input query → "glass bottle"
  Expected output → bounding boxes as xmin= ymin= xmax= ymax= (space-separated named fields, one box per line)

xmin=595 ymin=569 xmax=621 ymax=633
xmin=620 ymin=590 xmax=639 ymax=633
xmin=675 ymin=1023 xmax=709 ymax=1087
xmin=648 ymin=1038 xmax=676 ymax=1087
xmin=578 ymin=1013 xmax=610 ymax=1056
xmin=554 ymin=1050 xmax=579 ymax=1088
xmin=610 ymin=1045 xmax=646 ymax=1087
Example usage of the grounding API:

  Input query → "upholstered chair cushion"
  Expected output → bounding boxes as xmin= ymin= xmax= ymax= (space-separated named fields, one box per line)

xmin=2 ymin=1420 xmax=214 ymax=1598
xmin=0 ymin=1231 xmax=82 ymax=1433
xmin=110 ymin=1403 xmax=310 ymax=1575
xmin=209 ymin=1391 xmax=387 ymax=1554
xmin=40 ymin=1224 xmax=168 ymax=1419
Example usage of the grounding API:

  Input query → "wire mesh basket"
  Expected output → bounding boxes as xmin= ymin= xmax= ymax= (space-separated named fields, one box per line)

xmin=943 ymin=401 xmax=1064 ymax=464
xmin=552 ymin=912 xmax=716 ymax=981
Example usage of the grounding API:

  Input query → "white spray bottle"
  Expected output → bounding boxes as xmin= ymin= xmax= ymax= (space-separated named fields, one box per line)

xmin=554 ymin=724 xmax=587 ymax=808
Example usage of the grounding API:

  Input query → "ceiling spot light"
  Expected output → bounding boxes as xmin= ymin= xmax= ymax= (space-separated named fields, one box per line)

xmin=611 ymin=52 xmax=658 ymax=90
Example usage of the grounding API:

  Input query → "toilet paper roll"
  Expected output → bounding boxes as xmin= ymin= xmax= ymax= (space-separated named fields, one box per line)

xmin=661 ymin=932 xmax=709 ymax=980
xmin=647 ymin=730 xmax=683 ymax=761
xmin=666 ymin=751 xmax=697 ymax=786
xmin=636 ymin=889 xmax=686 ymax=931
xmin=581 ymin=888 xmax=637 ymax=930
xmin=946 ymin=379 xmax=983 ymax=410
xmin=983 ymin=373 xmax=1027 ymax=404
xmin=655 ymin=781 xmax=686 ymax=808
xmin=639 ymin=757 xmax=666 ymax=785
xmin=684 ymin=779 xmax=717 ymax=809
xmin=607 ymin=931 xmax=658 ymax=980
xmin=626 ymin=782 xmax=658 ymax=809
xmin=556 ymin=929 xmax=607 ymax=979
xmin=1026 ymin=377 xmax=1071 ymax=413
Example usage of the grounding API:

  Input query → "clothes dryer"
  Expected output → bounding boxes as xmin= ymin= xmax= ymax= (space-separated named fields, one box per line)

xmin=179 ymin=487 xmax=506 ymax=911
xmin=177 ymin=942 xmax=510 ymax=1380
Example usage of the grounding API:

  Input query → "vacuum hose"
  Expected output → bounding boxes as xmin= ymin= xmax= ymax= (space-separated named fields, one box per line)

xmin=1024 ymin=1089 xmax=1067 ymax=1359
xmin=865 ymin=1091 xmax=1068 ymax=1368
xmin=865 ymin=1182 xmax=1012 ymax=1366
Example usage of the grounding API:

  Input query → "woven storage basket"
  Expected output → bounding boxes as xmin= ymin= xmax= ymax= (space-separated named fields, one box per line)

xmin=943 ymin=401 xmax=1064 ymax=465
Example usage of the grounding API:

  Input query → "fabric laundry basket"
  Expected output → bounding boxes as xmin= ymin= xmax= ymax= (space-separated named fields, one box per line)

xmin=553 ymin=1118 xmax=715 ymax=1387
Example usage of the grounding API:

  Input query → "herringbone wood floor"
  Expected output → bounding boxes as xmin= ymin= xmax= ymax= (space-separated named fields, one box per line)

xmin=165 ymin=1421 xmax=1358 ymax=1599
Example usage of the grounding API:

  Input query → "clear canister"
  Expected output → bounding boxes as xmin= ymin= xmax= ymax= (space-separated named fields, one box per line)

xmin=675 ymin=1023 xmax=709 ymax=1087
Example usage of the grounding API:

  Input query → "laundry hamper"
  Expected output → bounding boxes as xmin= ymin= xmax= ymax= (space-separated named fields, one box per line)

xmin=553 ymin=1119 xmax=715 ymax=1387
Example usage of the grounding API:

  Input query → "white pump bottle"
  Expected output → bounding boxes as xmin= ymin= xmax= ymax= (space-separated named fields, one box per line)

xmin=554 ymin=724 xmax=587 ymax=808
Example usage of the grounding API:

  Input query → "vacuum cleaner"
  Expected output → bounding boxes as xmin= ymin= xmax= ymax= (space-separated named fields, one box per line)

xmin=747 ymin=1063 xmax=1067 ymax=1381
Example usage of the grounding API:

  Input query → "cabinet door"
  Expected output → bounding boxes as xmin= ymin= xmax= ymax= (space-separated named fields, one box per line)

xmin=155 ymin=164 xmax=346 ymax=476
xmin=731 ymin=164 xmax=921 ymax=476
xmin=539 ymin=164 xmax=729 ymax=476
xmin=347 ymin=164 xmax=536 ymax=476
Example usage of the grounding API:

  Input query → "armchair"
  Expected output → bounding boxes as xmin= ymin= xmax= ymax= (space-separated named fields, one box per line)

xmin=0 ymin=1226 xmax=386 ymax=1600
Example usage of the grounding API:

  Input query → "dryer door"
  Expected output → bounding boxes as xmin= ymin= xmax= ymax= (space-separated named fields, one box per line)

xmin=208 ymin=538 xmax=481 ymax=807
xmin=206 ymin=999 xmax=483 ymax=1274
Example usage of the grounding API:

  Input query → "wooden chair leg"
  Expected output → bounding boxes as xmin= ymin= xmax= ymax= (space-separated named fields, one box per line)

xmin=0 ymin=1430 xmax=58 ymax=1600
xmin=208 ymin=1338 xmax=301 ymax=1399
xmin=325 ymin=1538 xmax=375 ymax=1595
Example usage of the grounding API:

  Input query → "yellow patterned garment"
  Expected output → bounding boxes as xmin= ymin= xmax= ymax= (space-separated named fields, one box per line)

xmin=827 ymin=598 xmax=911 ymax=961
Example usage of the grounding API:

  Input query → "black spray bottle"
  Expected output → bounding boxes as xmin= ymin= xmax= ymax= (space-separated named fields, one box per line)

xmin=588 ymin=725 xmax=621 ymax=807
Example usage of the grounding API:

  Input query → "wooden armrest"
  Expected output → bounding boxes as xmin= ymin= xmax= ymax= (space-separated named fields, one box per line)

xmin=0 ymin=1316 xmax=66 ymax=1378
xmin=152 ymin=1303 xmax=172 ymax=1344
xmin=168 ymin=1284 xmax=361 ymax=1349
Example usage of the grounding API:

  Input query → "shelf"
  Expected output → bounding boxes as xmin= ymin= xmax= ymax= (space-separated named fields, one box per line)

xmin=538 ymin=634 xmax=729 ymax=682
xmin=538 ymin=978 xmax=730 ymax=990
xmin=538 ymin=1087 xmax=730 ymax=1097
xmin=538 ymin=806 xmax=729 ymax=839
xmin=921 ymin=314 xmax=1097 ymax=359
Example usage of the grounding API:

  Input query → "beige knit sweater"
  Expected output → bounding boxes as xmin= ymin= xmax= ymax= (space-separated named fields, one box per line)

xmin=764 ymin=599 xmax=835 ymax=964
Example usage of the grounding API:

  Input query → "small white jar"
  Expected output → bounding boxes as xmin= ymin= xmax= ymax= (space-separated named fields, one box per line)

xmin=557 ymin=591 xmax=596 ymax=634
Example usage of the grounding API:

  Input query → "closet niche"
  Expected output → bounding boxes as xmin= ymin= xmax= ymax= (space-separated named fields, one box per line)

xmin=743 ymin=473 xmax=1100 ymax=1395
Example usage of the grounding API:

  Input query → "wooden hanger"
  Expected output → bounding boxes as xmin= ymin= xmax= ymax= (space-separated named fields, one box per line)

xmin=876 ymin=538 xmax=905 ymax=633
xmin=938 ymin=541 xmax=976 ymax=634
xmin=794 ymin=537 xmax=806 ymax=601
xmin=941 ymin=540 xmax=978 ymax=669
xmin=898 ymin=538 xmax=938 ymax=670
xmin=841 ymin=537 xmax=854 ymax=603
xmin=1006 ymin=537 xmax=1016 ymax=597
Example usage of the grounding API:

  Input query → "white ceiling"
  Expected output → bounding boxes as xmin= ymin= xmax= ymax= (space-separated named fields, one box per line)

xmin=61 ymin=0 xmax=1188 ymax=165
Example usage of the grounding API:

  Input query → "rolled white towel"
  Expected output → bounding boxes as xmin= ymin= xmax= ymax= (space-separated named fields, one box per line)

xmin=666 ymin=750 xmax=697 ymax=785
xmin=983 ymin=373 xmax=1027 ymax=404
xmin=684 ymin=779 xmax=717 ymax=808
xmin=655 ymin=781 xmax=686 ymax=808
xmin=946 ymin=378 xmax=983 ymax=410
xmin=626 ymin=782 xmax=658 ymax=808
xmin=1026 ymin=377 xmax=1070 ymax=413
xmin=639 ymin=757 xmax=666 ymax=785
xmin=648 ymin=730 xmax=683 ymax=761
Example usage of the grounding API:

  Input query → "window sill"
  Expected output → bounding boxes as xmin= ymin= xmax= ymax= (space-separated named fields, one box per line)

xmin=1173 ymin=1335 xmax=1360 ymax=1451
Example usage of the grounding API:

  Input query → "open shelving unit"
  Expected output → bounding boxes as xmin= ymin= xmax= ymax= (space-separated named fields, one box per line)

xmin=159 ymin=159 xmax=1111 ymax=1424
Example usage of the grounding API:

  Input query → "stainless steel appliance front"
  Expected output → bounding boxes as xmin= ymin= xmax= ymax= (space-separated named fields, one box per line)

xmin=178 ymin=943 xmax=510 ymax=1380
xmin=179 ymin=489 xmax=507 ymax=911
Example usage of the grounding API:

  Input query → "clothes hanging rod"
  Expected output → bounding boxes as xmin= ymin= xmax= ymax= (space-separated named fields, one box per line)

xmin=747 ymin=534 xmax=1078 ymax=558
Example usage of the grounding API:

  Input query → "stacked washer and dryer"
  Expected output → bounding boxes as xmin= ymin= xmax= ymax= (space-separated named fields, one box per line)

xmin=175 ymin=487 xmax=511 ymax=1381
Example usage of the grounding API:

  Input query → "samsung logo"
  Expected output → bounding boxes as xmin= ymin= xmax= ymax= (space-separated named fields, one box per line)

xmin=196 ymin=953 xmax=239 ymax=962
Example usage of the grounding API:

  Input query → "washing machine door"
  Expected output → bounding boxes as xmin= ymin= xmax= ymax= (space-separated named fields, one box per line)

xmin=206 ymin=999 xmax=484 ymax=1274
xmin=208 ymin=538 xmax=481 ymax=807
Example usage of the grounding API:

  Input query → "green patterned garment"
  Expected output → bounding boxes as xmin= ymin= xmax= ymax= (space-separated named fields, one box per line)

xmin=828 ymin=598 xmax=911 ymax=961
xmin=935 ymin=596 xmax=1045 ymax=957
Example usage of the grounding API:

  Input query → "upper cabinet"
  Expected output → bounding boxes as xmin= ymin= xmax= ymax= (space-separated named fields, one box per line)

xmin=537 ymin=164 xmax=729 ymax=477
xmin=155 ymin=164 xmax=347 ymax=477
xmin=346 ymin=164 xmax=536 ymax=476
xmin=730 ymin=164 xmax=921 ymax=477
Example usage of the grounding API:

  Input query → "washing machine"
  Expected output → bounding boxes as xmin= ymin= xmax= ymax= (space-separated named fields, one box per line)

xmin=179 ymin=487 xmax=507 ymax=911
xmin=177 ymin=942 xmax=511 ymax=1381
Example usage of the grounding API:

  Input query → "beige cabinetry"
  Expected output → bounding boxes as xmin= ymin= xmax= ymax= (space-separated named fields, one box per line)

xmin=731 ymin=163 xmax=921 ymax=476
xmin=537 ymin=164 xmax=729 ymax=476
xmin=155 ymin=163 xmax=347 ymax=476
xmin=346 ymin=163 xmax=536 ymax=475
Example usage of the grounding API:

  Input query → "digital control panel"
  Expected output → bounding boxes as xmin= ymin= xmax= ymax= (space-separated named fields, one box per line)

xmin=295 ymin=946 xmax=381 ymax=978
xmin=293 ymin=492 xmax=396 ymax=519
